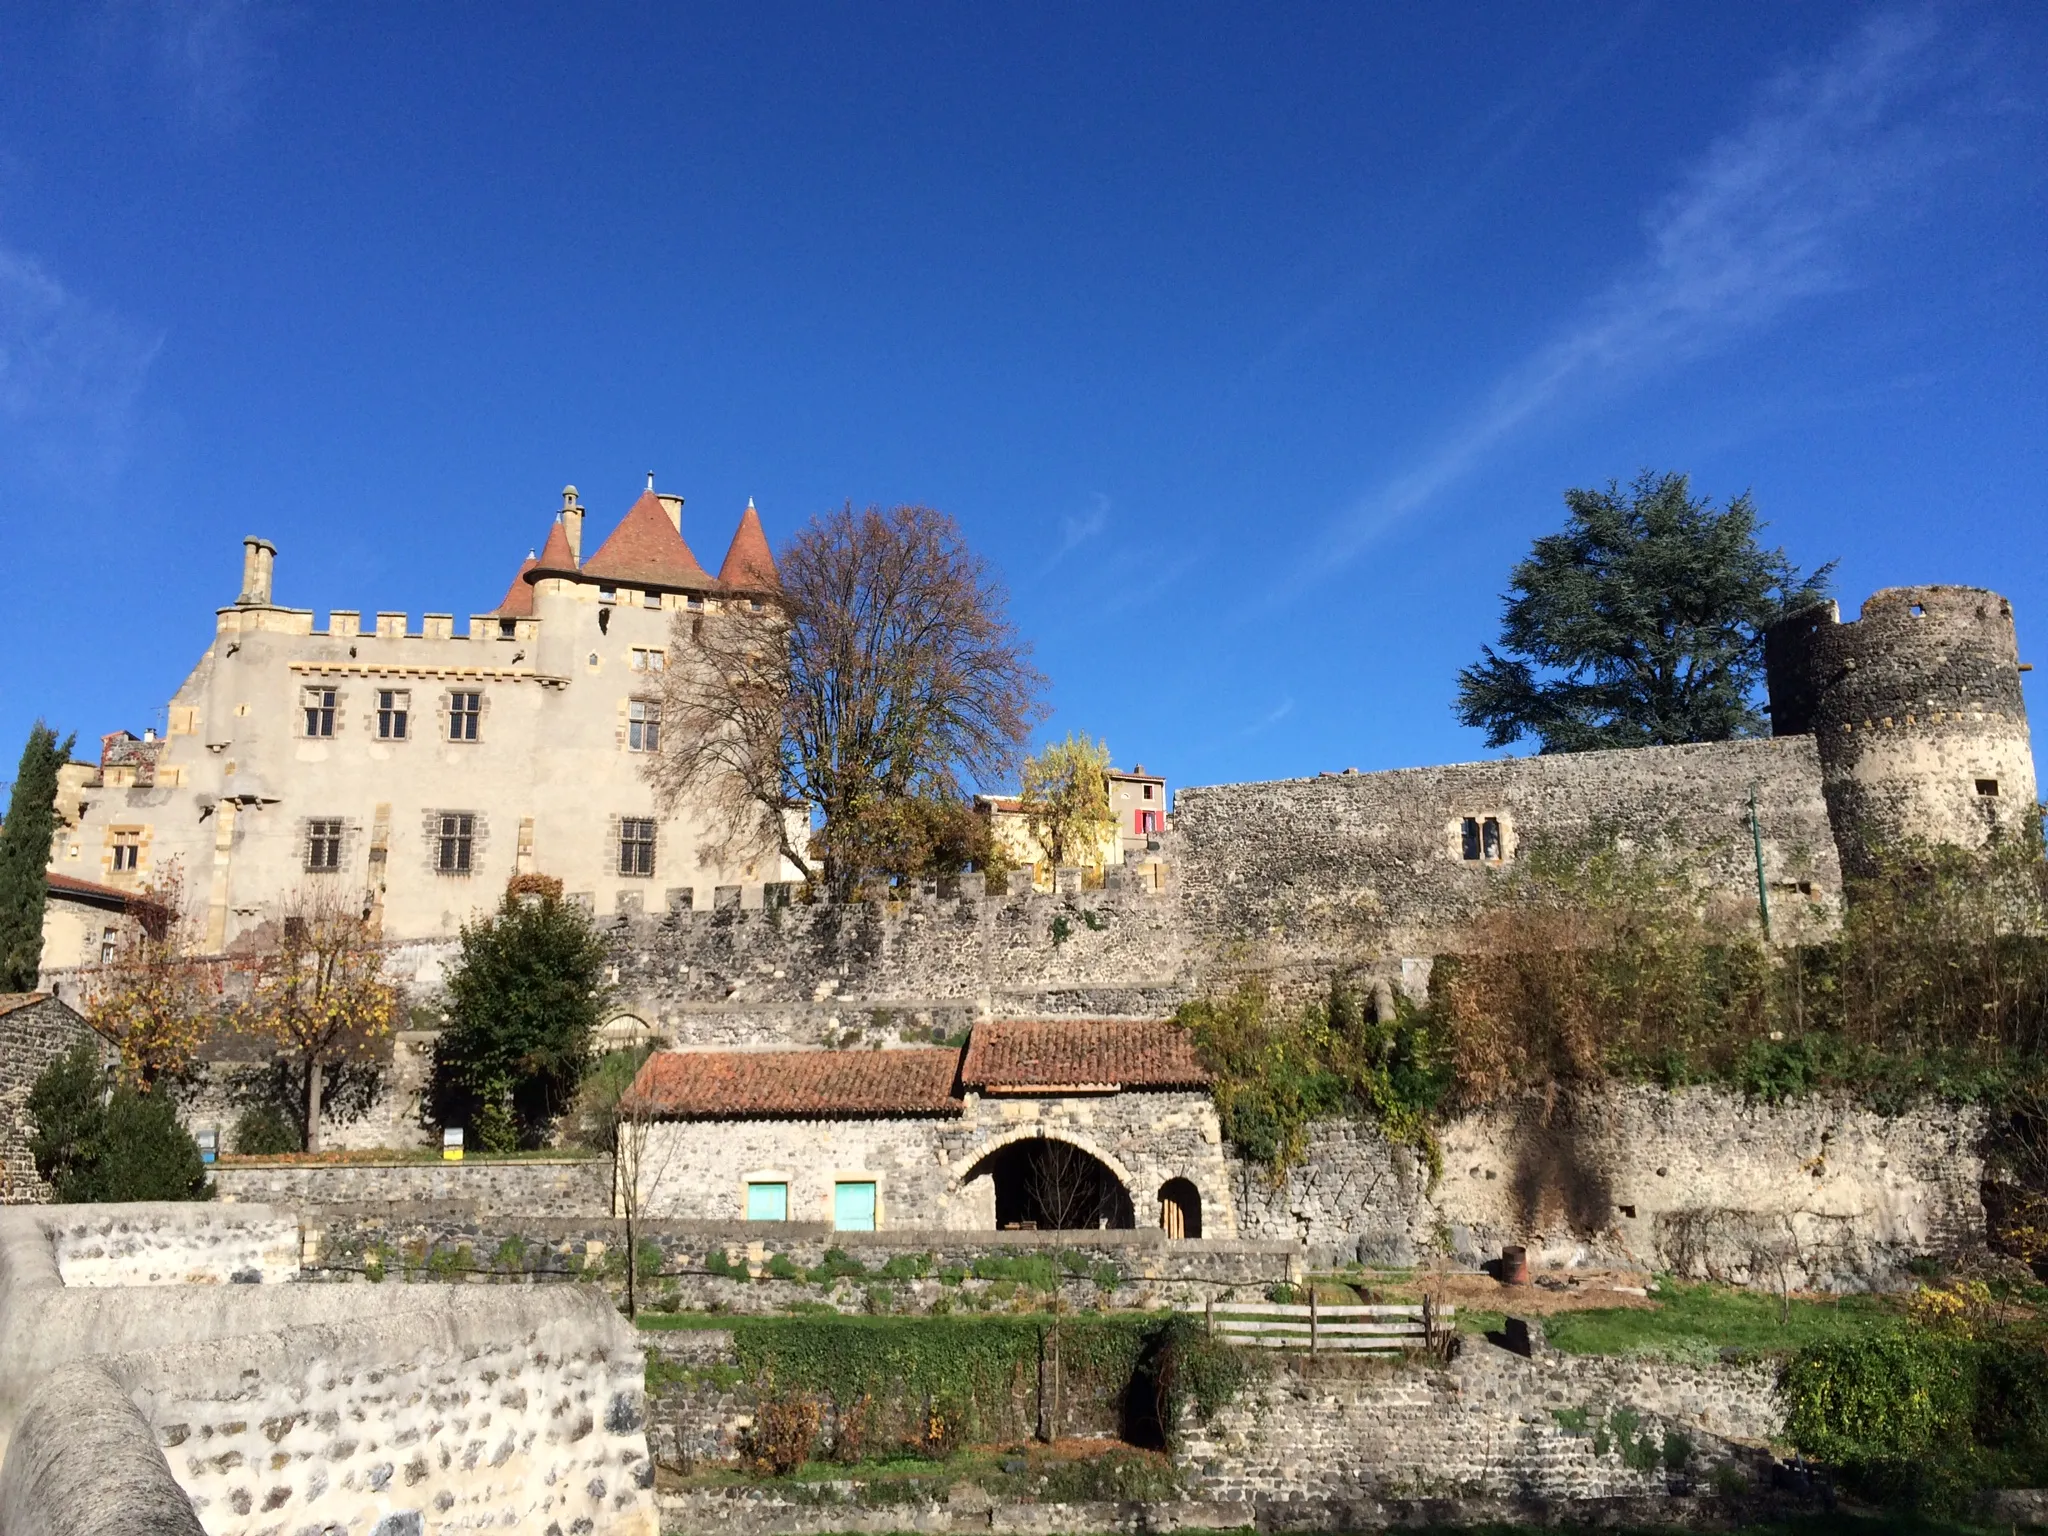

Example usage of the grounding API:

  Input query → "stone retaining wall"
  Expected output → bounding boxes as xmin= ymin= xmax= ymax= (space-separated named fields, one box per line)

xmin=1235 ymin=1085 xmax=1986 ymax=1290
xmin=213 ymin=1156 xmax=614 ymax=1213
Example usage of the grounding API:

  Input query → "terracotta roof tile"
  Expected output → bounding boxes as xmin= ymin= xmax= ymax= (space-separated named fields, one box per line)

xmin=0 ymin=991 xmax=53 ymax=1019
xmin=47 ymin=872 xmax=140 ymax=905
xmin=495 ymin=555 xmax=539 ymax=616
xmin=717 ymin=500 xmax=779 ymax=591
xmin=580 ymin=490 xmax=715 ymax=590
xmin=961 ymin=1019 xmax=1209 ymax=1091
xmin=529 ymin=518 xmax=580 ymax=581
xmin=629 ymin=1048 xmax=962 ymax=1119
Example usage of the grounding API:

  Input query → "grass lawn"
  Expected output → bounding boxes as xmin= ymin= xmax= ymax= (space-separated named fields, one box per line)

xmin=1439 ymin=1280 xmax=1902 ymax=1360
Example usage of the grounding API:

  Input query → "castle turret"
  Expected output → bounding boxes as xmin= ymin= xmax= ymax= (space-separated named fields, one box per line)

xmin=1765 ymin=585 xmax=2036 ymax=874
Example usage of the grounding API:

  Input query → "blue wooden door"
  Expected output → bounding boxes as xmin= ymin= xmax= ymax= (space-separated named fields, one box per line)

xmin=833 ymin=1181 xmax=876 ymax=1231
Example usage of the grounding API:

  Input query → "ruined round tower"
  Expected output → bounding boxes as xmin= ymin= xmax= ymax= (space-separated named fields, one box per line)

xmin=1764 ymin=586 xmax=2037 ymax=875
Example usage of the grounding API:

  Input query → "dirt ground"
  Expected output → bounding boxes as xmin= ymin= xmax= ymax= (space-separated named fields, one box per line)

xmin=1381 ymin=1267 xmax=1663 ymax=1315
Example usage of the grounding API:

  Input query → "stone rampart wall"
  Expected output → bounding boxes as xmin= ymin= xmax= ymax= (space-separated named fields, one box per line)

xmin=44 ymin=1203 xmax=301 ymax=1286
xmin=0 ymin=995 xmax=93 ymax=1204
xmin=1172 ymin=736 xmax=1841 ymax=971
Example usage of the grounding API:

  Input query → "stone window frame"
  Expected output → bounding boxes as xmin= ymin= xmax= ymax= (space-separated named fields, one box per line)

xmin=444 ymin=688 xmax=486 ymax=744
xmin=630 ymin=646 xmax=666 ymax=673
xmin=613 ymin=814 xmax=657 ymax=879
xmin=374 ymin=687 xmax=412 ymax=742
xmin=301 ymin=684 xmax=340 ymax=739
xmin=108 ymin=826 xmax=146 ymax=874
xmin=424 ymin=809 xmax=486 ymax=876
xmin=1450 ymin=812 xmax=1514 ymax=866
xmin=626 ymin=697 xmax=662 ymax=753
xmin=303 ymin=815 xmax=352 ymax=874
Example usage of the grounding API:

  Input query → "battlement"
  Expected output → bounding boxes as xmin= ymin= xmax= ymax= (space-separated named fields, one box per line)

xmin=212 ymin=607 xmax=539 ymax=643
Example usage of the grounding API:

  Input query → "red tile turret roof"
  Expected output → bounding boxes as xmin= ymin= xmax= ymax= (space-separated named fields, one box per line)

xmin=961 ymin=1019 xmax=1209 ymax=1091
xmin=495 ymin=556 xmax=539 ymax=616
xmin=529 ymin=517 xmax=580 ymax=581
xmin=580 ymin=489 xmax=715 ymax=591
xmin=717 ymin=500 xmax=779 ymax=591
xmin=628 ymin=1048 xmax=963 ymax=1119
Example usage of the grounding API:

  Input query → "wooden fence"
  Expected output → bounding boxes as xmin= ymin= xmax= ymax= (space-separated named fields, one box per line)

xmin=1200 ymin=1294 xmax=1453 ymax=1353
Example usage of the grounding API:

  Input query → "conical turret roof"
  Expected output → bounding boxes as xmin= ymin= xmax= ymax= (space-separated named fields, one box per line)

xmin=529 ymin=517 xmax=580 ymax=580
xmin=495 ymin=555 xmax=539 ymax=616
xmin=717 ymin=499 xmax=779 ymax=591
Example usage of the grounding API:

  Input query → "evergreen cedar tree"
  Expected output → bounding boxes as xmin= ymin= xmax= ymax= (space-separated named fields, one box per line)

xmin=438 ymin=881 xmax=612 ymax=1147
xmin=649 ymin=502 xmax=1047 ymax=898
xmin=1455 ymin=472 xmax=1833 ymax=754
xmin=28 ymin=1040 xmax=209 ymax=1202
xmin=0 ymin=723 xmax=72 ymax=991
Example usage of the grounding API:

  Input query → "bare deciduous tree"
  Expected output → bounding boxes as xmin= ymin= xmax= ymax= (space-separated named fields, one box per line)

xmin=647 ymin=503 xmax=1046 ymax=897
xmin=80 ymin=863 xmax=223 ymax=1090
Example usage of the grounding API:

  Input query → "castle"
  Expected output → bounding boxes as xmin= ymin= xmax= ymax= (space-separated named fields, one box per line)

xmin=40 ymin=482 xmax=804 ymax=962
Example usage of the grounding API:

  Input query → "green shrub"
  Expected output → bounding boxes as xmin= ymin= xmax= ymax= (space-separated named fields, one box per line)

xmin=877 ymin=1252 xmax=932 ymax=1281
xmin=807 ymin=1247 xmax=867 ymax=1285
xmin=705 ymin=1247 xmax=746 ymax=1280
xmin=28 ymin=1043 xmax=209 ymax=1202
xmin=766 ymin=1253 xmax=804 ymax=1281
xmin=969 ymin=1254 xmax=1056 ymax=1290
xmin=1782 ymin=1328 xmax=2048 ymax=1507
xmin=231 ymin=1103 xmax=301 ymax=1155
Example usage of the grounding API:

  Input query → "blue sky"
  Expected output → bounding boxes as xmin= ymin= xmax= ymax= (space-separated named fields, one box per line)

xmin=2 ymin=3 xmax=2044 ymax=794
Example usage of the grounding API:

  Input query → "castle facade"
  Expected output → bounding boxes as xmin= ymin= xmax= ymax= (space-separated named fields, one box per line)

xmin=41 ymin=482 xmax=802 ymax=959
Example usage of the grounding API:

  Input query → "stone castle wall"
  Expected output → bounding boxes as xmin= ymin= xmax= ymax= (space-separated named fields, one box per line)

xmin=1172 ymin=735 xmax=1842 ymax=971
xmin=0 ymin=996 xmax=93 ymax=1205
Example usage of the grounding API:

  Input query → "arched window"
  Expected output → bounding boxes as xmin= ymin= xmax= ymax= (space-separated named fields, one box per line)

xmin=1158 ymin=1178 xmax=1201 ymax=1240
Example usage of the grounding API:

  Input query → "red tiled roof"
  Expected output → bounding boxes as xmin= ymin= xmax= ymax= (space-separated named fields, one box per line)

xmin=628 ymin=1048 xmax=963 ymax=1119
xmin=960 ymin=1019 xmax=1209 ymax=1092
xmin=580 ymin=490 xmax=715 ymax=590
xmin=529 ymin=517 xmax=580 ymax=581
xmin=717 ymin=500 xmax=779 ymax=591
xmin=0 ymin=991 xmax=53 ymax=1019
xmin=495 ymin=555 xmax=538 ymax=616
xmin=47 ymin=872 xmax=139 ymax=905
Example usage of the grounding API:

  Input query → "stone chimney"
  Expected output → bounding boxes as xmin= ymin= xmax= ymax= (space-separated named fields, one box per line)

xmin=657 ymin=493 xmax=685 ymax=534
xmin=561 ymin=486 xmax=584 ymax=564
xmin=238 ymin=537 xmax=277 ymax=606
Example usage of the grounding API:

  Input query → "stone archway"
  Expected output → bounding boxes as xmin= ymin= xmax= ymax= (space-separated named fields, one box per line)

xmin=962 ymin=1136 xmax=1136 ymax=1230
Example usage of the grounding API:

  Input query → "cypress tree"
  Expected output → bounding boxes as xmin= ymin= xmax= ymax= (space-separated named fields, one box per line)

xmin=0 ymin=723 xmax=73 ymax=992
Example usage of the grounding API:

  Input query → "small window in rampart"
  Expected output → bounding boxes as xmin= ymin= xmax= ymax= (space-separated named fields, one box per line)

xmin=644 ymin=590 xmax=662 ymax=609
xmin=599 ymin=586 xmax=617 ymax=605
xmin=1460 ymin=818 xmax=1481 ymax=861
xmin=1482 ymin=817 xmax=1502 ymax=862
xmin=1910 ymin=603 xmax=1926 ymax=617
xmin=498 ymin=618 xmax=518 ymax=640
xmin=1977 ymin=778 xmax=2000 ymax=797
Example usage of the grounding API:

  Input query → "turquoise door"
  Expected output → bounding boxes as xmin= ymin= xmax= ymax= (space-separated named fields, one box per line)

xmin=746 ymin=1181 xmax=788 ymax=1221
xmin=833 ymin=1181 xmax=877 ymax=1231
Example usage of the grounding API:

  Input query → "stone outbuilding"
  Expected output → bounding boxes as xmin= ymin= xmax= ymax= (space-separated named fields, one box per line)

xmin=625 ymin=1019 xmax=1235 ymax=1237
xmin=0 ymin=993 xmax=94 ymax=1204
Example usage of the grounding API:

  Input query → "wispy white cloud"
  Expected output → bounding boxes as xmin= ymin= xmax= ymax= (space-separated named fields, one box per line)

xmin=0 ymin=244 xmax=163 ymax=491
xmin=1042 ymin=492 xmax=1111 ymax=572
xmin=1237 ymin=697 xmax=1295 ymax=739
xmin=1293 ymin=9 xmax=1964 ymax=586
xmin=97 ymin=0 xmax=287 ymax=128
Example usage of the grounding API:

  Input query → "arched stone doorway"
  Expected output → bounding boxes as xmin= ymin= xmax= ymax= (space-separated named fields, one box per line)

xmin=1158 ymin=1178 xmax=1202 ymax=1240
xmin=966 ymin=1137 xmax=1136 ymax=1230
